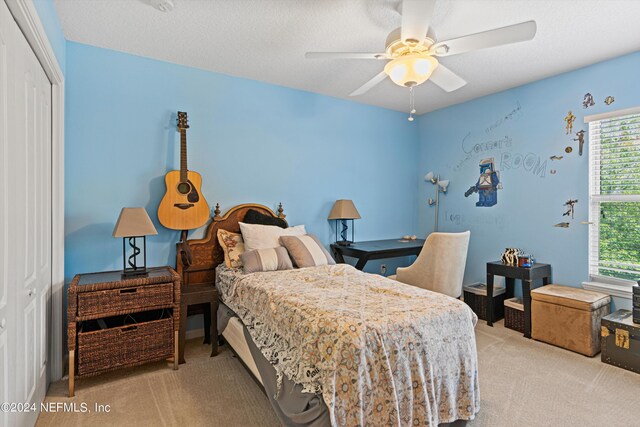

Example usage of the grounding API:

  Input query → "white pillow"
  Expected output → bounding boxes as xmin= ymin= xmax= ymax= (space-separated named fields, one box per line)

xmin=239 ymin=222 xmax=306 ymax=252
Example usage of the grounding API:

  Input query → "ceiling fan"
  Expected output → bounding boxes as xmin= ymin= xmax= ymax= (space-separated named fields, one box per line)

xmin=306 ymin=0 xmax=536 ymax=117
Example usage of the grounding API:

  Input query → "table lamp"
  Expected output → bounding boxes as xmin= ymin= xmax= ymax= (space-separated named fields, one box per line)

xmin=328 ymin=199 xmax=361 ymax=246
xmin=112 ymin=207 xmax=158 ymax=277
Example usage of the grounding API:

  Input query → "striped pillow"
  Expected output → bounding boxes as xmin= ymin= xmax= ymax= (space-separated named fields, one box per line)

xmin=240 ymin=247 xmax=293 ymax=274
xmin=279 ymin=234 xmax=335 ymax=268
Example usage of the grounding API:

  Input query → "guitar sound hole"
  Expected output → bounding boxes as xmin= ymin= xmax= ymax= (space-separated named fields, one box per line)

xmin=177 ymin=182 xmax=191 ymax=195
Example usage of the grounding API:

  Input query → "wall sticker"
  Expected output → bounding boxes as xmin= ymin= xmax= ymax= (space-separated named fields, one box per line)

xmin=604 ymin=96 xmax=615 ymax=106
xmin=554 ymin=222 xmax=570 ymax=228
xmin=574 ymin=130 xmax=586 ymax=156
xmin=550 ymin=155 xmax=564 ymax=161
xmin=452 ymin=102 xmax=522 ymax=172
xmin=582 ymin=93 xmax=595 ymax=109
xmin=500 ymin=152 xmax=547 ymax=178
xmin=564 ymin=110 xmax=576 ymax=134
xmin=464 ymin=157 xmax=501 ymax=207
xmin=563 ymin=199 xmax=578 ymax=219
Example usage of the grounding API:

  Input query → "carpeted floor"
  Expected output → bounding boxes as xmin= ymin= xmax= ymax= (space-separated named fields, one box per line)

xmin=39 ymin=321 xmax=640 ymax=426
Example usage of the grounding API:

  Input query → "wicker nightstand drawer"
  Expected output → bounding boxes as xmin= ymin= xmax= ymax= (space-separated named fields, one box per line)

xmin=77 ymin=283 xmax=174 ymax=318
xmin=77 ymin=312 xmax=173 ymax=376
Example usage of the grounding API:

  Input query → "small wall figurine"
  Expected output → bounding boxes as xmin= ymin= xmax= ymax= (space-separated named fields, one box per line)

xmin=464 ymin=157 xmax=501 ymax=207
xmin=563 ymin=199 xmax=578 ymax=219
xmin=582 ymin=93 xmax=595 ymax=109
xmin=550 ymin=155 xmax=564 ymax=161
xmin=573 ymin=130 xmax=586 ymax=156
xmin=564 ymin=110 xmax=576 ymax=134
xmin=554 ymin=222 xmax=570 ymax=228
xmin=604 ymin=96 xmax=615 ymax=105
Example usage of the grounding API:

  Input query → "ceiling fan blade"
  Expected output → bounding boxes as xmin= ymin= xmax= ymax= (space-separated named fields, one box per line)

xmin=429 ymin=64 xmax=466 ymax=92
xmin=350 ymin=71 xmax=388 ymax=97
xmin=431 ymin=20 xmax=537 ymax=57
xmin=305 ymin=52 xmax=387 ymax=60
xmin=401 ymin=0 xmax=437 ymax=45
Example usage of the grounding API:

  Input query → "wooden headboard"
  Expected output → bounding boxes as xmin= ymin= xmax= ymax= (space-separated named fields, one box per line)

xmin=176 ymin=203 xmax=287 ymax=287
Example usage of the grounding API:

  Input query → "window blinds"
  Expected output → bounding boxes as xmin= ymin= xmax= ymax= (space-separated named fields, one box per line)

xmin=588 ymin=112 xmax=640 ymax=283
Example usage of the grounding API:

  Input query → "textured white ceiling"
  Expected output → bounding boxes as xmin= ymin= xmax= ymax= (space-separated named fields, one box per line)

xmin=53 ymin=0 xmax=640 ymax=114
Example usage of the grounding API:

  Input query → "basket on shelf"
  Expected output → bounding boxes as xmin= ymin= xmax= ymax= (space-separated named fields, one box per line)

xmin=504 ymin=297 xmax=525 ymax=333
xmin=463 ymin=282 xmax=506 ymax=321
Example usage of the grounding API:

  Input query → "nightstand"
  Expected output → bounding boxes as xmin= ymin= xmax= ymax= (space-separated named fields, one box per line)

xmin=178 ymin=283 xmax=218 ymax=364
xmin=67 ymin=266 xmax=181 ymax=397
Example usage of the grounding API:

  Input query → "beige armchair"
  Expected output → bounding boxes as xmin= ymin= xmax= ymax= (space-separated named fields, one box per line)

xmin=389 ymin=231 xmax=470 ymax=298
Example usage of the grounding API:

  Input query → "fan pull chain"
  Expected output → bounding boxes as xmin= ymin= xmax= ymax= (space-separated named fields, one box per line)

xmin=407 ymin=87 xmax=417 ymax=122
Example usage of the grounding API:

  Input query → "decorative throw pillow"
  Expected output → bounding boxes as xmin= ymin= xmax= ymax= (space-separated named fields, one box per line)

xmin=240 ymin=247 xmax=294 ymax=274
xmin=279 ymin=234 xmax=336 ymax=268
xmin=217 ymin=229 xmax=245 ymax=269
xmin=243 ymin=209 xmax=287 ymax=229
xmin=239 ymin=222 xmax=306 ymax=252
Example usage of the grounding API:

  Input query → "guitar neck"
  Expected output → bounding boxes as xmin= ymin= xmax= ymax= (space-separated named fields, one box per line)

xmin=180 ymin=128 xmax=188 ymax=182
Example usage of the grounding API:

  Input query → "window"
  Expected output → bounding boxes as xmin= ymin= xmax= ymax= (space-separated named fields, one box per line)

xmin=588 ymin=109 xmax=640 ymax=285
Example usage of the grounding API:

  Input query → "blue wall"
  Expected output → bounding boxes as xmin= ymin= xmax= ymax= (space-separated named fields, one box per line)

xmin=64 ymin=39 xmax=639 ymax=326
xmin=417 ymin=51 xmax=640 ymax=309
xmin=33 ymin=0 xmax=65 ymax=73
xmin=64 ymin=42 xmax=419 ymax=289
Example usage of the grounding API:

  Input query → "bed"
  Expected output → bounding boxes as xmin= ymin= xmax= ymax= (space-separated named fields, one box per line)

xmin=176 ymin=203 xmax=480 ymax=426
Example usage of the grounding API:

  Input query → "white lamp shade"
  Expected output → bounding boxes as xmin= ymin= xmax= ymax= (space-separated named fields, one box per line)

xmin=424 ymin=171 xmax=434 ymax=182
xmin=439 ymin=180 xmax=449 ymax=190
xmin=112 ymin=208 xmax=158 ymax=237
xmin=328 ymin=199 xmax=361 ymax=220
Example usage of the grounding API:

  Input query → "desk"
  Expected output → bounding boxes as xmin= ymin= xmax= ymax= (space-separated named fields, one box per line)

xmin=331 ymin=239 xmax=425 ymax=271
xmin=486 ymin=261 xmax=552 ymax=338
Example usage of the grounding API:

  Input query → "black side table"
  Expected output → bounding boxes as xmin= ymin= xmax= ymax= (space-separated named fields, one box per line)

xmin=330 ymin=239 xmax=425 ymax=271
xmin=486 ymin=261 xmax=552 ymax=338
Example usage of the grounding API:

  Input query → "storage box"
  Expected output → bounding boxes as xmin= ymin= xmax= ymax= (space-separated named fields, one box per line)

xmin=633 ymin=285 xmax=640 ymax=324
xmin=601 ymin=309 xmax=640 ymax=374
xmin=463 ymin=283 xmax=506 ymax=321
xmin=531 ymin=285 xmax=610 ymax=356
xmin=504 ymin=298 xmax=524 ymax=333
xmin=77 ymin=310 xmax=173 ymax=376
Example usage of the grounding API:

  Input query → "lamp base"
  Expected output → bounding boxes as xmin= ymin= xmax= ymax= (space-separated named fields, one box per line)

xmin=335 ymin=240 xmax=354 ymax=246
xmin=122 ymin=268 xmax=149 ymax=278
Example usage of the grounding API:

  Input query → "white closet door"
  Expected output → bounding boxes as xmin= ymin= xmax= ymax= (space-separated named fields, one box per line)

xmin=1 ymin=1 xmax=53 ymax=426
xmin=0 ymin=3 xmax=11 ymax=427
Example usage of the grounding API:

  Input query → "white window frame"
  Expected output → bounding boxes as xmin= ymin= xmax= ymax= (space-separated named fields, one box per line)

xmin=582 ymin=107 xmax=640 ymax=299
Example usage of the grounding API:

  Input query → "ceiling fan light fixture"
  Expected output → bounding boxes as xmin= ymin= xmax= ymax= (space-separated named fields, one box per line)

xmin=387 ymin=63 xmax=408 ymax=84
xmin=384 ymin=55 xmax=438 ymax=88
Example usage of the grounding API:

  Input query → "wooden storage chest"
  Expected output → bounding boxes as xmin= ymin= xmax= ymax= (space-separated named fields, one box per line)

xmin=601 ymin=309 xmax=640 ymax=374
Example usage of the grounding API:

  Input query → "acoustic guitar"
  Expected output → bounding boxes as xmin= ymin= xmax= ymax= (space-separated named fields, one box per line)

xmin=158 ymin=112 xmax=210 ymax=231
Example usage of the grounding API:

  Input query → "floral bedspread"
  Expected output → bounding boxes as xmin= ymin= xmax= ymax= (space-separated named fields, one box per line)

xmin=216 ymin=264 xmax=479 ymax=426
